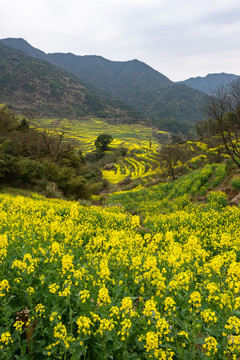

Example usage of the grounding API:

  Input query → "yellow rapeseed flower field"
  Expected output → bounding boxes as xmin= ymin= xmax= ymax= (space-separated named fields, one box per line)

xmin=0 ymin=165 xmax=240 ymax=359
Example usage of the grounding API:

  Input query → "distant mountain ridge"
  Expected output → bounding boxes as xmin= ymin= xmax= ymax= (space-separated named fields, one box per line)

xmin=0 ymin=42 xmax=143 ymax=121
xmin=179 ymin=73 xmax=240 ymax=94
xmin=0 ymin=38 xmax=207 ymax=124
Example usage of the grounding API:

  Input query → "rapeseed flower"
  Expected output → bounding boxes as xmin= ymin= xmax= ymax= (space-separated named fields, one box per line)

xmin=97 ymin=286 xmax=111 ymax=306
xmin=0 ymin=332 xmax=13 ymax=349
xmin=0 ymin=279 xmax=9 ymax=297
xmin=79 ymin=289 xmax=90 ymax=303
xmin=13 ymin=320 xmax=24 ymax=332
xmin=203 ymin=336 xmax=218 ymax=357
xmin=49 ymin=283 xmax=60 ymax=294
xmin=201 ymin=309 xmax=217 ymax=324
xmin=35 ymin=303 xmax=45 ymax=318
xmin=96 ymin=318 xmax=115 ymax=336
xmin=0 ymin=234 xmax=8 ymax=263
xmin=76 ymin=316 xmax=92 ymax=336
xmin=117 ymin=318 xmax=131 ymax=340
xmin=188 ymin=291 xmax=201 ymax=310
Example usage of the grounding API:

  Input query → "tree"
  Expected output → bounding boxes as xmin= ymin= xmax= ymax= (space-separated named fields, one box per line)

xmin=158 ymin=144 xmax=188 ymax=180
xmin=95 ymin=134 xmax=113 ymax=151
xmin=17 ymin=117 xmax=29 ymax=131
xmin=207 ymin=79 xmax=240 ymax=169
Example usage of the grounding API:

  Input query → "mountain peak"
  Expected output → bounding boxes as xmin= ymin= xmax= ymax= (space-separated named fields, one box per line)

xmin=179 ymin=73 xmax=240 ymax=94
xmin=0 ymin=37 xmax=47 ymax=60
xmin=0 ymin=37 xmax=207 ymax=123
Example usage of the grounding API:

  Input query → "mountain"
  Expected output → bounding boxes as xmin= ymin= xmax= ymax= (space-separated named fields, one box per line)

xmin=0 ymin=38 xmax=208 ymax=123
xmin=0 ymin=37 xmax=48 ymax=61
xmin=0 ymin=42 xmax=144 ymax=121
xmin=179 ymin=73 xmax=240 ymax=94
xmin=47 ymin=54 xmax=207 ymax=123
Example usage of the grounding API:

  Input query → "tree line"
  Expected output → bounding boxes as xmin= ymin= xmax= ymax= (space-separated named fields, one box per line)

xmin=0 ymin=105 xmax=105 ymax=199
xmin=158 ymin=79 xmax=240 ymax=180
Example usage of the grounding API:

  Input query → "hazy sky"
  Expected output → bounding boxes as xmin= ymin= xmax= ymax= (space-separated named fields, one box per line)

xmin=1 ymin=0 xmax=240 ymax=81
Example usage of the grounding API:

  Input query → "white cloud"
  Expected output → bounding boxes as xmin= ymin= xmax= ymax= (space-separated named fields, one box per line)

xmin=1 ymin=0 xmax=240 ymax=80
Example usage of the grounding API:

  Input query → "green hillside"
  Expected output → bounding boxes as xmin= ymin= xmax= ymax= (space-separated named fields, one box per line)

xmin=41 ymin=53 xmax=208 ymax=123
xmin=0 ymin=43 xmax=144 ymax=122
xmin=1 ymin=161 xmax=240 ymax=359
xmin=0 ymin=38 xmax=208 ymax=125
xmin=179 ymin=73 xmax=240 ymax=94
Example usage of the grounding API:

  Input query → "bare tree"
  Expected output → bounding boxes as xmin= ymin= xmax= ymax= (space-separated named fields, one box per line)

xmin=158 ymin=144 xmax=188 ymax=180
xmin=207 ymin=79 xmax=240 ymax=169
xmin=41 ymin=130 xmax=70 ymax=162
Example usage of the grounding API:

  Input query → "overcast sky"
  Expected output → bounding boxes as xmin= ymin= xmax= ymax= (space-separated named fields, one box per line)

xmin=1 ymin=0 xmax=240 ymax=81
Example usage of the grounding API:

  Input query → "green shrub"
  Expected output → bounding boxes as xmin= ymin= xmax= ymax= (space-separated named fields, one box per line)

xmin=198 ymin=186 xmax=207 ymax=196
xmin=66 ymin=175 xmax=91 ymax=200
xmin=230 ymin=175 xmax=240 ymax=190
xmin=207 ymin=190 xmax=227 ymax=207
xmin=199 ymin=165 xmax=213 ymax=185
xmin=190 ymin=179 xmax=201 ymax=195
xmin=172 ymin=194 xmax=191 ymax=210
xmin=211 ymin=163 xmax=227 ymax=187
xmin=17 ymin=158 xmax=44 ymax=184
xmin=45 ymin=181 xmax=63 ymax=199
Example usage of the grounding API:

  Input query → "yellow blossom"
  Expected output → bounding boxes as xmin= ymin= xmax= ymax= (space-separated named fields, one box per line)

xmin=49 ymin=312 xmax=61 ymax=322
xmin=203 ymin=336 xmax=218 ymax=357
xmin=144 ymin=331 xmax=159 ymax=353
xmin=0 ymin=279 xmax=9 ymax=297
xmin=35 ymin=303 xmax=45 ymax=317
xmin=188 ymin=291 xmax=201 ymax=310
xmin=0 ymin=234 xmax=8 ymax=263
xmin=225 ymin=316 xmax=240 ymax=335
xmin=0 ymin=332 xmax=13 ymax=348
xmin=61 ymin=254 xmax=74 ymax=275
xmin=143 ymin=298 xmax=158 ymax=318
xmin=13 ymin=320 xmax=24 ymax=332
xmin=26 ymin=286 xmax=35 ymax=295
xmin=79 ymin=289 xmax=90 ymax=303
xmin=76 ymin=316 xmax=92 ymax=336
xmin=201 ymin=309 xmax=217 ymax=324
xmin=117 ymin=318 xmax=131 ymax=340
xmin=96 ymin=318 xmax=115 ymax=336
xmin=58 ymin=280 xmax=71 ymax=297
xmin=49 ymin=283 xmax=60 ymax=294
xmin=53 ymin=322 xmax=72 ymax=349
xmin=164 ymin=297 xmax=176 ymax=313
xmin=97 ymin=286 xmax=111 ymax=306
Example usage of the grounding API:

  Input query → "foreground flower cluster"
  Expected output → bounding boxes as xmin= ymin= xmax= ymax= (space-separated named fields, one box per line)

xmin=0 ymin=185 xmax=239 ymax=359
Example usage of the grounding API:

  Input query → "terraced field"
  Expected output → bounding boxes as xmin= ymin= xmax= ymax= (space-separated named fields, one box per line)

xmin=32 ymin=118 xmax=169 ymax=184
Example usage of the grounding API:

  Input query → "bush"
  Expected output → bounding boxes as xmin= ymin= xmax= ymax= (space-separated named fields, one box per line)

xmin=116 ymin=147 xmax=128 ymax=157
xmin=207 ymin=190 xmax=227 ymax=207
xmin=45 ymin=182 xmax=64 ymax=199
xmin=17 ymin=158 xmax=43 ymax=184
xmin=189 ymin=179 xmax=201 ymax=195
xmin=230 ymin=175 xmax=240 ymax=190
xmin=211 ymin=163 xmax=227 ymax=187
xmin=85 ymin=151 xmax=105 ymax=162
xmin=66 ymin=176 xmax=91 ymax=200
xmin=198 ymin=186 xmax=207 ymax=196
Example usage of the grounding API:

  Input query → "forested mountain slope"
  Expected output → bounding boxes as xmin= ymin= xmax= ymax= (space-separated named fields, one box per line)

xmin=0 ymin=42 xmax=144 ymax=122
xmin=179 ymin=72 xmax=240 ymax=94
xmin=1 ymin=38 xmax=207 ymax=123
